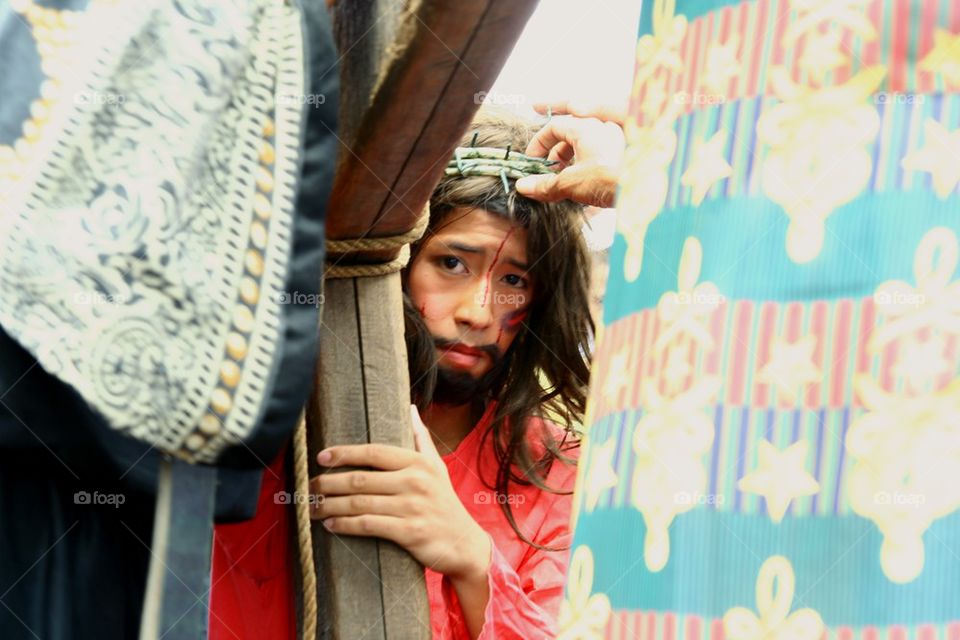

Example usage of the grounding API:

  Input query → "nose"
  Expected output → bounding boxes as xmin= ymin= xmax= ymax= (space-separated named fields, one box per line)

xmin=454 ymin=279 xmax=494 ymax=331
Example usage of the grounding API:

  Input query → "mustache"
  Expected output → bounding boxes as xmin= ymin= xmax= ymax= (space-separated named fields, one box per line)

xmin=432 ymin=337 xmax=501 ymax=361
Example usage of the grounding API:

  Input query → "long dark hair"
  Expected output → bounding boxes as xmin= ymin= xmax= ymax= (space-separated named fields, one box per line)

xmin=402 ymin=109 xmax=594 ymax=548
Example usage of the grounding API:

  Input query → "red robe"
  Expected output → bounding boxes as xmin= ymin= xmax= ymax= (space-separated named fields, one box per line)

xmin=209 ymin=403 xmax=577 ymax=639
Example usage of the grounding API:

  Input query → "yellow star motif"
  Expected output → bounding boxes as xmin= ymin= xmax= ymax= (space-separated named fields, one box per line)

xmin=583 ymin=438 xmax=619 ymax=513
xmin=901 ymin=119 xmax=960 ymax=198
xmin=702 ymin=35 xmax=740 ymax=95
xmin=799 ymin=30 xmax=848 ymax=78
xmin=681 ymin=129 xmax=733 ymax=206
xmin=757 ymin=334 xmax=820 ymax=404
xmin=738 ymin=439 xmax=820 ymax=523
xmin=602 ymin=350 xmax=631 ymax=402
xmin=919 ymin=28 xmax=960 ymax=88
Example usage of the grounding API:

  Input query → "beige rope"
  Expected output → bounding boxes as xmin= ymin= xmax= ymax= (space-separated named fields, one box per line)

xmin=323 ymin=205 xmax=429 ymax=279
xmin=292 ymin=412 xmax=318 ymax=640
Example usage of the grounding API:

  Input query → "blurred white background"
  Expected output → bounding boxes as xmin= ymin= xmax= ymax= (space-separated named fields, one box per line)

xmin=488 ymin=0 xmax=643 ymax=251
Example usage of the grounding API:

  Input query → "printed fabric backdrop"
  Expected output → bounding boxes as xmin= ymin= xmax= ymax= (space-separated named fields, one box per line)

xmin=561 ymin=0 xmax=960 ymax=638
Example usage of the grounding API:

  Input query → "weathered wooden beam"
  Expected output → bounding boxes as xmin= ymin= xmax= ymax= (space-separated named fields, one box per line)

xmin=326 ymin=0 xmax=541 ymax=250
xmin=308 ymin=2 xmax=541 ymax=638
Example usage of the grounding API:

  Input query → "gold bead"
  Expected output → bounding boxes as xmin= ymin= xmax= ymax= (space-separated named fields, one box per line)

xmin=30 ymin=101 xmax=49 ymax=122
xmin=262 ymin=119 xmax=275 ymax=137
xmin=211 ymin=388 xmax=232 ymax=415
xmin=184 ymin=433 xmax=206 ymax=451
xmin=226 ymin=332 xmax=247 ymax=359
xmin=220 ymin=361 xmax=241 ymax=388
xmin=199 ymin=413 xmax=222 ymax=436
xmin=253 ymin=193 xmax=271 ymax=219
xmin=233 ymin=305 xmax=254 ymax=333
xmin=245 ymin=250 xmax=264 ymax=277
xmin=22 ymin=120 xmax=41 ymax=142
xmin=240 ymin=277 xmax=259 ymax=304
xmin=259 ymin=141 xmax=275 ymax=165
xmin=255 ymin=166 xmax=274 ymax=193
xmin=250 ymin=222 xmax=268 ymax=249
xmin=40 ymin=80 xmax=59 ymax=100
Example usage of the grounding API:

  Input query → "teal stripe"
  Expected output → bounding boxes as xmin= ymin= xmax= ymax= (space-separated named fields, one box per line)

xmin=605 ymin=191 xmax=960 ymax=324
xmin=572 ymin=507 xmax=960 ymax=626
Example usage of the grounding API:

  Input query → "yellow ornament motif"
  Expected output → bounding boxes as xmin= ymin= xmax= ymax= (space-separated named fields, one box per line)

xmin=634 ymin=0 xmax=688 ymax=87
xmin=901 ymin=119 xmax=960 ymax=199
xmin=631 ymin=373 xmax=720 ymax=571
xmin=653 ymin=237 xmax=722 ymax=354
xmin=617 ymin=112 xmax=679 ymax=281
xmin=798 ymin=30 xmax=848 ymax=79
xmin=583 ymin=438 xmax=619 ymax=513
xmin=756 ymin=65 xmax=886 ymax=263
xmin=783 ymin=0 xmax=877 ymax=46
xmin=919 ymin=28 xmax=960 ymax=89
xmin=557 ymin=546 xmax=612 ymax=640
xmin=869 ymin=227 xmax=960 ymax=352
xmin=737 ymin=439 xmax=820 ymax=523
xmin=847 ymin=375 xmax=960 ymax=583
xmin=723 ymin=556 xmax=824 ymax=640
xmin=893 ymin=335 xmax=950 ymax=392
xmin=681 ymin=129 xmax=733 ymax=206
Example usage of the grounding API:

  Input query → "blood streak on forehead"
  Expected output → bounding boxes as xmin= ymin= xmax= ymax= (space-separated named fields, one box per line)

xmin=479 ymin=228 xmax=515 ymax=307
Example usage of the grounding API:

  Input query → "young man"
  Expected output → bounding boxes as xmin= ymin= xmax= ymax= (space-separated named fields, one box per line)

xmin=310 ymin=111 xmax=595 ymax=638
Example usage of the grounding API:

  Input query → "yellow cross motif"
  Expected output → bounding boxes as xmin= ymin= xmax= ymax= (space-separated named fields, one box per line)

xmin=723 ymin=555 xmax=824 ymax=640
xmin=557 ymin=546 xmax=612 ymax=640
xmin=634 ymin=0 xmax=688 ymax=87
xmin=737 ymin=439 xmax=820 ymax=523
xmin=654 ymin=237 xmax=722 ymax=354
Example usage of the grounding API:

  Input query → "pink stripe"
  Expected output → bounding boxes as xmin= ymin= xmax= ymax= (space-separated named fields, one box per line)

xmin=770 ymin=0 xmax=791 ymax=68
xmin=672 ymin=13 xmax=695 ymax=107
xmin=830 ymin=300 xmax=853 ymax=408
xmin=862 ymin=0 xmax=884 ymax=66
xmin=733 ymin=1 xmax=749 ymax=100
xmin=952 ymin=0 xmax=960 ymax=33
xmin=717 ymin=6 xmax=734 ymax=101
xmin=728 ymin=301 xmax=753 ymax=407
xmin=889 ymin=0 xmax=910 ymax=91
xmin=865 ymin=626 xmax=879 ymax=640
xmin=706 ymin=302 xmax=725 ymax=376
xmin=686 ymin=615 xmax=702 ymax=640
xmin=746 ymin=0 xmax=769 ymax=96
xmin=635 ymin=310 xmax=652 ymax=410
xmin=647 ymin=611 xmax=657 ymax=640
xmin=889 ymin=625 xmax=907 ymax=640
xmin=940 ymin=333 xmax=957 ymax=390
xmin=917 ymin=0 xmax=939 ymax=98
xmin=684 ymin=18 xmax=703 ymax=109
xmin=880 ymin=337 xmax=899 ymax=392
xmin=918 ymin=624 xmax=936 ymax=640
xmin=839 ymin=627 xmax=854 ymax=640
xmin=646 ymin=314 xmax=662 ymax=384
xmin=710 ymin=617 xmax=725 ymax=640
xmin=620 ymin=314 xmax=637 ymax=413
xmin=835 ymin=26 xmax=855 ymax=84
xmin=783 ymin=302 xmax=803 ymax=408
xmin=856 ymin=297 xmax=876 ymax=377
xmin=806 ymin=301 xmax=827 ymax=408
xmin=948 ymin=621 xmax=960 ymax=640
xmin=664 ymin=613 xmax=676 ymax=640
xmin=753 ymin=302 xmax=777 ymax=406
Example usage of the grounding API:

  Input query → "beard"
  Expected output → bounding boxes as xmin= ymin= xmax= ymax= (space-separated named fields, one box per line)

xmin=431 ymin=337 xmax=509 ymax=407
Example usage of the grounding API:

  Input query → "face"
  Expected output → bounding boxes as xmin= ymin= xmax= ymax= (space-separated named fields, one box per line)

xmin=407 ymin=207 xmax=534 ymax=388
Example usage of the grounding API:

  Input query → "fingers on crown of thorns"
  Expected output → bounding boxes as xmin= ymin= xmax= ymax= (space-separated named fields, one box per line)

xmin=447 ymin=134 xmax=558 ymax=192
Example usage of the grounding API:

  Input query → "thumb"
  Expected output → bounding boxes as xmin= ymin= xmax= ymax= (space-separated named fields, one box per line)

xmin=515 ymin=173 xmax=564 ymax=203
xmin=410 ymin=404 xmax=442 ymax=463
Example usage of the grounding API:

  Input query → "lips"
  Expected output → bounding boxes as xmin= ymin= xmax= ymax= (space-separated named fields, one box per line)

xmin=439 ymin=343 xmax=485 ymax=369
xmin=445 ymin=344 xmax=484 ymax=358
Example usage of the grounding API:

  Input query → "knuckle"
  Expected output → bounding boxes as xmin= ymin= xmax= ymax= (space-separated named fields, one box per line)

xmin=349 ymin=472 xmax=367 ymax=490
xmin=350 ymin=494 xmax=369 ymax=511
xmin=357 ymin=515 xmax=374 ymax=534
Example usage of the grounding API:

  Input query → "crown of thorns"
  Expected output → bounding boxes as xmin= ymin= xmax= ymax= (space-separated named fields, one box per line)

xmin=446 ymin=133 xmax=557 ymax=192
